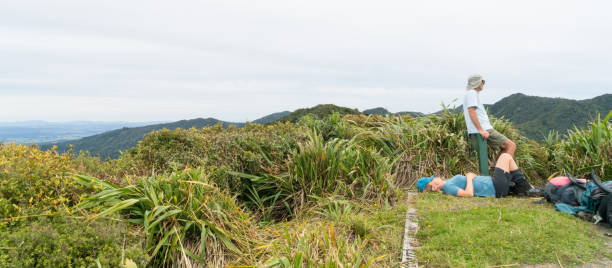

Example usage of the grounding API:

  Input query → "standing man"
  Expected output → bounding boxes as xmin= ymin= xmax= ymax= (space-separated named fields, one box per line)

xmin=463 ymin=74 xmax=516 ymax=157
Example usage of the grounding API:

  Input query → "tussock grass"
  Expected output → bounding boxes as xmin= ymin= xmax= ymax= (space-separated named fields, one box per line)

xmin=259 ymin=197 xmax=408 ymax=267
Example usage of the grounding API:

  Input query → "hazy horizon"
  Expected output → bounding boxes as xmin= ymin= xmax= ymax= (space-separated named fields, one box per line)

xmin=2 ymin=1 xmax=611 ymax=122
xmin=1 ymin=91 xmax=609 ymax=124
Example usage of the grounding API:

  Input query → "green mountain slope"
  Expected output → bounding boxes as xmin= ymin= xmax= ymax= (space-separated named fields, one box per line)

xmin=42 ymin=118 xmax=244 ymax=159
xmin=252 ymin=111 xmax=291 ymax=124
xmin=395 ymin=111 xmax=425 ymax=117
xmin=276 ymin=104 xmax=360 ymax=123
xmin=363 ymin=107 xmax=424 ymax=117
xmin=363 ymin=107 xmax=391 ymax=115
xmin=488 ymin=93 xmax=612 ymax=139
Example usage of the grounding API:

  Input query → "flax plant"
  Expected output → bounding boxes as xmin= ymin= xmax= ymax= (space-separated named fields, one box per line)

xmin=280 ymin=130 xmax=395 ymax=212
xmin=553 ymin=110 xmax=612 ymax=178
xmin=73 ymin=168 xmax=262 ymax=267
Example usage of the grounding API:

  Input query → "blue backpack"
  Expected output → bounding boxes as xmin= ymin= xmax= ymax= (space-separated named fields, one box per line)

xmin=554 ymin=171 xmax=612 ymax=225
xmin=544 ymin=171 xmax=587 ymax=206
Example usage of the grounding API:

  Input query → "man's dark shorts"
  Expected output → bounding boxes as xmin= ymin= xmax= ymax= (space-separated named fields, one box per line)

xmin=492 ymin=168 xmax=532 ymax=198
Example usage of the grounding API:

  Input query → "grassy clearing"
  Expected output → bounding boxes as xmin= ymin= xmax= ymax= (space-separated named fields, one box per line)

xmin=415 ymin=193 xmax=611 ymax=267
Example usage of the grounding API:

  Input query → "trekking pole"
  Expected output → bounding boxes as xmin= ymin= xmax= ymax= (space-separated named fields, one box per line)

xmin=469 ymin=133 xmax=489 ymax=176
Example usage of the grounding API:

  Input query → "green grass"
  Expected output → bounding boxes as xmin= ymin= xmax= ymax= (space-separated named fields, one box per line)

xmin=415 ymin=193 xmax=611 ymax=267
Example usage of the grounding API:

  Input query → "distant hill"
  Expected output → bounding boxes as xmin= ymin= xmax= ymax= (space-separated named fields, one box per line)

xmin=252 ymin=111 xmax=291 ymax=124
xmin=276 ymin=104 xmax=361 ymax=123
xmin=363 ymin=107 xmax=424 ymax=117
xmin=396 ymin=111 xmax=425 ymax=117
xmin=488 ymin=93 xmax=612 ymax=139
xmin=363 ymin=107 xmax=391 ymax=115
xmin=42 ymin=118 xmax=244 ymax=159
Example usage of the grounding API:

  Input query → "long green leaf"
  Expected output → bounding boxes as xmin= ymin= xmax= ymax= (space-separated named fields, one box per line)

xmin=147 ymin=209 xmax=182 ymax=232
xmin=93 ymin=199 xmax=139 ymax=219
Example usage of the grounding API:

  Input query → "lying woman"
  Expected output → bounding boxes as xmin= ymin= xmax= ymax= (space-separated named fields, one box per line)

xmin=417 ymin=153 xmax=534 ymax=197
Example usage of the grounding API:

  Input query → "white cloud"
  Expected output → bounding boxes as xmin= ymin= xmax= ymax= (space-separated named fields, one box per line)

xmin=0 ymin=0 xmax=610 ymax=121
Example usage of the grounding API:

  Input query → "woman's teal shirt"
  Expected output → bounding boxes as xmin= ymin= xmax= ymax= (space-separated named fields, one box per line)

xmin=441 ymin=175 xmax=496 ymax=197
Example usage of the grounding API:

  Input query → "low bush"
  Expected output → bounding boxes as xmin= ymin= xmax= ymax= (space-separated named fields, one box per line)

xmin=71 ymin=151 xmax=139 ymax=186
xmin=0 ymin=144 xmax=83 ymax=222
xmin=0 ymin=213 xmax=147 ymax=267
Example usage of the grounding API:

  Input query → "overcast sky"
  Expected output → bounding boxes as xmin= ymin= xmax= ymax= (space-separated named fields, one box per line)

xmin=1 ymin=0 xmax=611 ymax=122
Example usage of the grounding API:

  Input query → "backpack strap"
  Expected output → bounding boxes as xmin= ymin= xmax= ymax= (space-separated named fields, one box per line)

xmin=565 ymin=170 xmax=587 ymax=190
xmin=590 ymin=170 xmax=612 ymax=194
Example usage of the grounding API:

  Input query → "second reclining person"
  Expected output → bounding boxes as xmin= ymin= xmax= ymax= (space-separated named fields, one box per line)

xmin=417 ymin=153 xmax=534 ymax=198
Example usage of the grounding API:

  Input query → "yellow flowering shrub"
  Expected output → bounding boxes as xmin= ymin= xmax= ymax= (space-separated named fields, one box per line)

xmin=0 ymin=143 xmax=83 ymax=219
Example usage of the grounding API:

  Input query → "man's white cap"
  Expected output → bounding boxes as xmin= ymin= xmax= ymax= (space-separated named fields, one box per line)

xmin=466 ymin=74 xmax=484 ymax=90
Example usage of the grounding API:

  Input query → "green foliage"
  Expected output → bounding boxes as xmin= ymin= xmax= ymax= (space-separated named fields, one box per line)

xmin=342 ymin=108 xmax=477 ymax=184
xmin=73 ymin=169 xmax=262 ymax=267
xmin=265 ymin=130 xmax=396 ymax=215
xmin=261 ymin=198 xmax=407 ymax=267
xmin=551 ymin=110 xmax=612 ymax=179
xmin=71 ymin=151 xmax=139 ymax=185
xmin=0 ymin=214 xmax=148 ymax=268
xmin=4 ymin=101 xmax=612 ymax=266
xmin=126 ymin=123 xmax=305 ymax=176
xmin=125 ymin=122 xmax=308 ymax=217
xmin=126 ymin=128 xmax=209 ymax=172
xmin=0 ymin=144 xmax=82 ymax=221
xmin=263 ymin=222 xmax=380 ymax=267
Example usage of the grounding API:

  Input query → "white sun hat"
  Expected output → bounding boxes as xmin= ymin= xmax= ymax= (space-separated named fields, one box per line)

xmin=466 ymin=74 xmax=484 ymax=90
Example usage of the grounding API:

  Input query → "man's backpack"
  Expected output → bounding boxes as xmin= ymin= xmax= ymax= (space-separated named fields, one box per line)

xmin=548 ymin=171 xmax=612 ymax=226
xmin=543 ymin=172 xmax=587 ymax=206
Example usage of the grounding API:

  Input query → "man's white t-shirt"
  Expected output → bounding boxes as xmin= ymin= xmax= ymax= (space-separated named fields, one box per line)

xmin=463 ymin=89 xmax=493 ymax=134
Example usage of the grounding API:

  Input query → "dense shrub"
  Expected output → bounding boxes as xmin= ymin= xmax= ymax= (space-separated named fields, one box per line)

xmin=71 ymin=151 xmax=138 ymax=186
xmin=0 ymin=214 xmax=147 ymax=267
xmin=126 ymin=123 xmax=306 ymax=174
xmin=0 ymin=144 xmax=83 ymax=221
xmin=124 ymin=123 xmax=309 ymax=214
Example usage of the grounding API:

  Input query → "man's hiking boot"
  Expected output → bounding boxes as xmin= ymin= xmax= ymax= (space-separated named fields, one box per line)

xmin=527 ymin=187 xmax=545 ymax=197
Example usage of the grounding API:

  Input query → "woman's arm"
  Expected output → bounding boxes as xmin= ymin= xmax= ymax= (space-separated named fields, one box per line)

xmin=456 ymin=172 xmax=476 ymax=197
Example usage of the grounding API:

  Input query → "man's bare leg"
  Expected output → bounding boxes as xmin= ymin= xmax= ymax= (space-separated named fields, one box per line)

xmin=495 ymin=153 xmax=534 ymax=192
xmin=501 ymin=139 xmax=516 ymax=156
xmin=495 ymin=153 xmax=518 ymax=173
xmin=495 ymin=139 xmax=516 ymax=161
